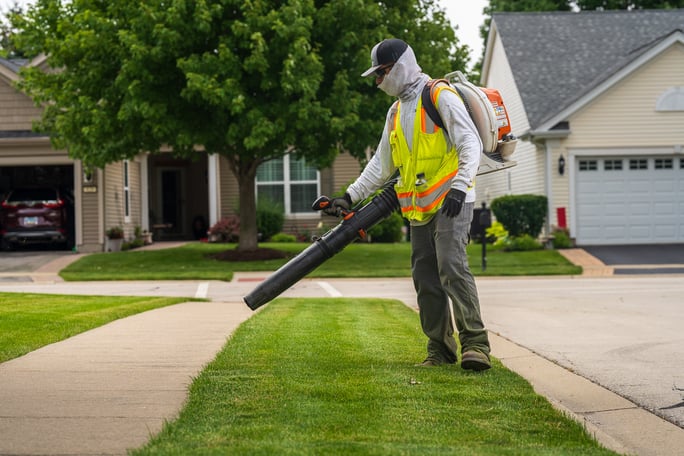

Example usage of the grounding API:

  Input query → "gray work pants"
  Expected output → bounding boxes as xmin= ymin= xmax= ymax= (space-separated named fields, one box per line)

xmin=410 ymin=202 xmax=490 ymax=363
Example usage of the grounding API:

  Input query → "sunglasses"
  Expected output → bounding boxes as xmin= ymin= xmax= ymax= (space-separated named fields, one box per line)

xmin=373 ymin=64 xmax=394 ymax=78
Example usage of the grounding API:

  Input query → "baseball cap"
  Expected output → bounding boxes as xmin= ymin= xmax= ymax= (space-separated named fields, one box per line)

xmin=361 ymin=38 xmax=409 ymax=77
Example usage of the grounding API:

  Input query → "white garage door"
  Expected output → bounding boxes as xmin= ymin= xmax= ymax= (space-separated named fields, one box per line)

xmin=575 ymin=156 xmax=684 ymax=245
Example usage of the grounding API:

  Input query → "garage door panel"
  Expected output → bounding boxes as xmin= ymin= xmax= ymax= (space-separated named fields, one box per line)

xmin=577 ymin=203 xmax=602 ymax=217
xmin=605 ymin=204 xmax=627 ymax=216
xmin=628 ymin=202 xmax=651 ymax=214
xmin=576 ymin=156 xmax=683 ymax=245
xmin=654 ymin=225 xmax=676 ymax=238
xmin=631 ymin=179 xmax=652 ymax=192
xmin=654 ymin=179 xmax=676 ymax=192
xmin=603 ymin=179 xmax=626 ymax=193
xmin=604 ymin=225 xmax=627 ymax=238
xmin=654 ymin=202 xmax=674 ymax=215
xmin=629 ymin=225 xmax=651 ymax=240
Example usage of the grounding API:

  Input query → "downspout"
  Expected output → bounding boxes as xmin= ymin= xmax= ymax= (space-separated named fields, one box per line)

xmin=544 ymin=140 xmax=553 ymax=239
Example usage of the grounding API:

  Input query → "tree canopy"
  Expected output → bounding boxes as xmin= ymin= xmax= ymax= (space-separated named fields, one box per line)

xmin=12 ymin=0 xmax=468 ymax=251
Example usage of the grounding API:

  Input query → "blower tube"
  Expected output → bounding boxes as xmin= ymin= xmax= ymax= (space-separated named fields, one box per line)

xmin=243 ymin=183 xmax=399 ymax=310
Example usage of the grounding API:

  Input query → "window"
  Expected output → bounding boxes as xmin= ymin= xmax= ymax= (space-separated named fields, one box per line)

xmin=256 ymin=155 xmax=319 ymax=215
xmin=629 ymin=159 xmax=648 ymax=170
xmin=579 ymin=160 xmax=597 ymax=171
xmin=604 ymin=159 xmax=623 ymax=171
xmin=123 ymin=160 xmax=131 ymax=222
xmin=654 ymin=158 xmax=673 ymax=170
xmin=655 ymin=87 xmax=684 ymax=111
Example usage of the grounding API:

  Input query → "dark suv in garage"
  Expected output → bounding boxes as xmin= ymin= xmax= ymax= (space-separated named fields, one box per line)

xmin=0 ymin=187 xmax=70 ymax=250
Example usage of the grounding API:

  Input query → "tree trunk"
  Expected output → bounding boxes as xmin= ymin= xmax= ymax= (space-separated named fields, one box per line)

xmin=237 ymin=165 xmax=258 ymax=252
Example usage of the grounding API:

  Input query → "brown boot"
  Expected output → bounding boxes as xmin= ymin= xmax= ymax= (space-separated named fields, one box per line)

xmin=461 ymin=351 xmax=491 ymax=371
xmin=414 ymin=357 xmax=445 ymax=367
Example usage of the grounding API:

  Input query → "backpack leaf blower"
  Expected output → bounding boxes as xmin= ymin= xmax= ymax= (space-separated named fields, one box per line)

xmin=243 ymin=180 xmax=399 ymax=310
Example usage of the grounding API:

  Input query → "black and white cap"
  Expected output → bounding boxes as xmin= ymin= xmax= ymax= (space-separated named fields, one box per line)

xmin=361 ymin=38 xmax=409 ymax=77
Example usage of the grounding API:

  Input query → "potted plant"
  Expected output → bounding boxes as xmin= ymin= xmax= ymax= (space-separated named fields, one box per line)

xmin=134 ymin=226 xmax=153 ymax=245
xmin=105 ymin=226 xmax=124 ymax=252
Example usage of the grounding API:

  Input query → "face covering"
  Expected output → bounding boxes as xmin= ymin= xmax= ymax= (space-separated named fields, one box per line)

xmin=377 ymin=44 xmax=423 ymax=99
xmin=378 ymin=68 xmax=403 ymax=97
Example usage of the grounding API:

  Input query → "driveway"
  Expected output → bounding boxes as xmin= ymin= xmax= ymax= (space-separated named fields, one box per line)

xmin=582 ymin=243 xmax=684 ymax=274
xmin=0 ymin=248 xmax=74 ymax=281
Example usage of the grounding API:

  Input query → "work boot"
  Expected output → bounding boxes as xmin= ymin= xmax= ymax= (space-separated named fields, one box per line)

xmin=461 ymin=350 xmax=491 ymax=371
xmin=414 ymin=357 xmax=445 ymax=367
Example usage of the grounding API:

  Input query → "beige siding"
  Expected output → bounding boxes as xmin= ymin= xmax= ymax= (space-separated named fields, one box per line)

xmin=549 ymin=142 xmax=571 ymax=230
xmin=80 ymin=185 xmax=101 ymax=245
xmin=0 ymin=80 xmax=43 ymax=131
xmin=566 ymin=43 xmax=684 ymax=149
xmin=331 ymin=151 xmax=363 ymax=192
xmin=0 ymin=142 xmax=68 ymax=163
xmin=103 ymin=162 xmax=126 ymax=236
xmin=219 ymin=155 xmax=239 ymax=216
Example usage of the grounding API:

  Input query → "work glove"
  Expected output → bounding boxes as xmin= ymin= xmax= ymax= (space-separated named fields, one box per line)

xmin=322 ymin=193 xmax=352 ymax=217
xmin=441 ymin=189 xmax=466 ymax=218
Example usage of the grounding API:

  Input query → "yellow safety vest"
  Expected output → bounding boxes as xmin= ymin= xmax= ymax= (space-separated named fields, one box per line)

xmin=389 ymin=84 xmax=459 ymax=222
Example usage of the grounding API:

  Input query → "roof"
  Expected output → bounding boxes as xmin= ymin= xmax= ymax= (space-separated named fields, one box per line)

xmin=0 ymin=57 xmax=28 ymax=73
xmin=491 ymin=9 xmax=684 ymax=131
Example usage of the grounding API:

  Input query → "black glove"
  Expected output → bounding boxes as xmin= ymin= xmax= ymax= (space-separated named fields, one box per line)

xmin=323 ymin=193 xmax=352 ymax=217
xmin=441 ymin=189 xmax=466 ymax=218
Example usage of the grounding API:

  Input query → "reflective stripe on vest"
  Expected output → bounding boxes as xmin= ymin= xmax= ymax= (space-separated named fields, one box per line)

xmin=389 ymin=86 xmax=459 ymax=222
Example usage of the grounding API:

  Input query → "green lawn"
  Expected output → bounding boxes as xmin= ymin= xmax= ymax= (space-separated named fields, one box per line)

xmin=59 ymin=242 xmax=581 ymax=281
xmin=0 ymin=293 xmax=193 ymax=363
xmin=132 ymin=298 xmax=616 ymax=455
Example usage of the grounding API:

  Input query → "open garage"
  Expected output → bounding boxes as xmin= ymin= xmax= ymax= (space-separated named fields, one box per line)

xmin=0 ymin=164 xmax=75 ymax=250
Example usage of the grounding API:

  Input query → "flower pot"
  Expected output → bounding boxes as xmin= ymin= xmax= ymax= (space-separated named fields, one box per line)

xmin=106 ymin=237 xmax=124 ymax=252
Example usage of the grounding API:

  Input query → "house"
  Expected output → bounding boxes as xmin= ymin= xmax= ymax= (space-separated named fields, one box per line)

xmin=478 ymin=9 xmax=684 ymax=246
xmin=0 ymin=54 xmax=359 ymax=252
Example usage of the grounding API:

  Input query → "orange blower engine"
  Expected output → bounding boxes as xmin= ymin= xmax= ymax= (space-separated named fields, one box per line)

xmin=445 ymin=71 xmax=517 ymax=175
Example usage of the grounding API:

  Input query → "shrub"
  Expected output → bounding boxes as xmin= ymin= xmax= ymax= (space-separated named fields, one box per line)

xmin=552 ymin=227 xmax=573 ymax=249
xmin=208 ymin=216 xmax=240 ymax=242
xmin=122 ymin=238 xmax=144 ymax=251
xmin=490 ymin=194 xmax=548 ymax=238
xmin=485 ymin=221 xmax=509 ymax=247
xmin=504 ymin=234 xmax=543 ymax=251
xmin=270 ymin=232 xmax=297 ymax=243
xmin=368 ymin=211 xmax=405 ymax=243
xmin=257 ymin=198 xmax=284 ymax=241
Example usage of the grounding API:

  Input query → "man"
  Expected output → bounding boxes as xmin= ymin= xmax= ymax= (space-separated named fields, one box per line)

xmin=320 ymin=38 xmax=491 ymax=371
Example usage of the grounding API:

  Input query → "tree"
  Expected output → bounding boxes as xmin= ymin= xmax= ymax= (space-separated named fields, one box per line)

xmin=12 ymin=0 xmax=467 ymax=252
xmin=0 ymin=1 xmax=26 ymax=58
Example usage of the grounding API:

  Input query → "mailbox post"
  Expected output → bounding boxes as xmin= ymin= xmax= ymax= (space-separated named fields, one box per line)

xmin=479 ymin=202 xmax=492 ymax=271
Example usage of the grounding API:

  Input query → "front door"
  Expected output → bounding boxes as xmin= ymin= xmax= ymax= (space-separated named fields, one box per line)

xmin=157 ymin=168 xmax=185 ymax=237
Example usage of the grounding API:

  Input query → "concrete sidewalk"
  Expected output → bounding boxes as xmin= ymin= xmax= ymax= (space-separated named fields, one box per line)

xmin=0 ymin=301 xmax=253 ymax=455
